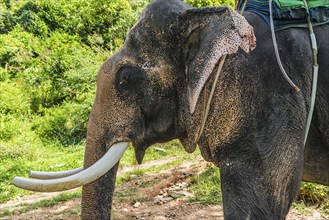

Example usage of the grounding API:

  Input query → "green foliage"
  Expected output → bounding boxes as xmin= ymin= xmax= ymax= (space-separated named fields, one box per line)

xmin=189 ymin=165 xmax=222 ymax=204
xmin=0 ymin=80 xmax=31 ymax=140
xmin=1 ymin=0 xmax=152 ymax=50
xmin=0 ymin=139 xmax=84 ymax=203
xmin=0 ymin=4 xmax=16 ymax=34
xmin=18 ymin=5 xmax=49 ymax=37
xmin=293 ymin=182 xmax=329 ymax=216
xmin=0 ymin=80 xmax=30 ymax=115
xmin=0 ymin=0 xmax=328 ymax=211
xmin=0 ymin=116 xmax=26 ymax=141
xmin=297 ymin=182 xmax=329 ymax=204
xmin=184 ymin=0 xmax=234 ymax=7
xmin=20 ymin=32 xmax=101 ymax=111
xmin=0 ymin=0 xmax=154 ymax=203
xmin=34 ymin=100 xmax=92 ymax=146
xmin=0 ymin=27 xmax=33 ymax=77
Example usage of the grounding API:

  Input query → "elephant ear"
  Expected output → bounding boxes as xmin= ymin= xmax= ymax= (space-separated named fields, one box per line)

xmin=183 ymin=6 xmax=256 ymax=114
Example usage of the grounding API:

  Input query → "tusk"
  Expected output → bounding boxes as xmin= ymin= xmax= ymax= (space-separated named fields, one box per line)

xmin=29 ymin=167 xmax=83 ymax=179
xmin=12 ymin=142 xmax=128 ymax=192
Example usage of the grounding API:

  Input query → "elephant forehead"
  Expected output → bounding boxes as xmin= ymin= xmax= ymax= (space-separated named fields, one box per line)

xmin=126 ymin=23 xmax=181 ymax=59
xmin=126 ymin=1 xmax=188 ymax=49
xmin=142 ymin=60 xmax=176 ymax=88
xmin=135 ymin=0 xmax=189 ymax=30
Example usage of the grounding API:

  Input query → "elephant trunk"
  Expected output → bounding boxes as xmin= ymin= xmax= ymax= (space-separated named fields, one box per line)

xmin=81 ymin=120 xmax=122 ymax=220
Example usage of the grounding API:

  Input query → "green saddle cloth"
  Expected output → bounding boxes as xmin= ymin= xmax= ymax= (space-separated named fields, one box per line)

xmin=274 ymin=0 xmax=329 ymax=9
xmin=238 ymin=0 xmax=329 ymax=30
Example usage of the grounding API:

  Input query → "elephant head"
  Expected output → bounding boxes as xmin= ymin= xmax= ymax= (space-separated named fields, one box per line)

xmin=12 ymin=0 xmax=255 ymax=218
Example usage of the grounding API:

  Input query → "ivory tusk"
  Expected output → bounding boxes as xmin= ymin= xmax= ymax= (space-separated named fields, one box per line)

xmin=12 ymin=142 xmax=128 ymax=192
xmin=29 ymin=167 xmax=83 ymax=179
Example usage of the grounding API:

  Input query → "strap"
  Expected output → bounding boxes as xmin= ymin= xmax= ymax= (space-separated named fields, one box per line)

xmin=302 ymin=0 xmax=319 ymax=145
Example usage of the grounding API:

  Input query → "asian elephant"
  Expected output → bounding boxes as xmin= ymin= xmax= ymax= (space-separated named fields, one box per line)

xmin=12 ymin=0 xmax=329 ymax=219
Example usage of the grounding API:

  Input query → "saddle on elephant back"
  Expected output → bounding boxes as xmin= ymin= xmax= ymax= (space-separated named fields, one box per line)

xmin=236 ymin=0 xmax=329 ymax=30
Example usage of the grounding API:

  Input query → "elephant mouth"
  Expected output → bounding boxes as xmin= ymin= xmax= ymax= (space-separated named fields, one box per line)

xmin=11 ymin=142 xmax=128 ymax=192
xmin=132 ymin=124 xmax=177 ymax=165
xmin=132 ymin=140 xmax=149 ymax=164
xmin=12 ymin=112 xmax=177 ymax=192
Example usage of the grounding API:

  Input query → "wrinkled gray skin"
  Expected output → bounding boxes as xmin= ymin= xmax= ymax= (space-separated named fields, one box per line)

xmin=81 ymin=0 xmax=329 ymax=219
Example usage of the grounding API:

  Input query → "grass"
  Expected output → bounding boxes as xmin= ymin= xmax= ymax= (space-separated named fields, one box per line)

xmin=298 ymin=182 xmax=329 ymax=204
xmin=0 ymin=190 xmax=81 ymax=218
xmin=117 ymin=141 xmax=200 ymax=185
xmin=0 ymin=140 xmax=84 ymax=204
xmin=0 ymin=136 xmax=192 ymax=204
xmin=188 ymin=165 xmax=222 ymax=204
xmin=0 ymin=139 xmax=199 ymax=217
xmin=118 ymin=140 xmax=190 ymax=167
xmin=1 ymin=138 xmax=329 ymax=218
xmin=188 ymin=164 xmax=329 ymax=216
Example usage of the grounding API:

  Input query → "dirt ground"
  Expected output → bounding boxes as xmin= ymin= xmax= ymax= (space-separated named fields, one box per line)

xmin=1 ymin=159 xmax=328 ymax=220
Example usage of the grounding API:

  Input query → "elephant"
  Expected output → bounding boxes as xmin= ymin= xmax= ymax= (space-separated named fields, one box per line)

xmin=12 ymin=0 xmax=329 ymax=219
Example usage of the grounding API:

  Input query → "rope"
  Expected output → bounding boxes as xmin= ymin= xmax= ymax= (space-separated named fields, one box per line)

xmin=269 ymin=0 xmax=319 ymax=145
xmin=301 ymin=0 xmax=319 ymax=145
xmin=269 ymin=0 xmax=301 ymax=92
xmin=195 ymin=55 xmax=227 ymax=142
xmin=194 ymin=3 xmax=247 ymax=143
xmin=195 ymin=0 xmax=319 ymax=146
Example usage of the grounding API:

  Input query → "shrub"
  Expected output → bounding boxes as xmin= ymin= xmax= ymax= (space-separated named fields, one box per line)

xmin=0 ymin=8 xmax=16 ymax=34
xmin=33 ymin=100 xmax=92 ymax=146
xmin=18 ymin=9 xmax=48 ymax=37
xmin=0 ymin=115 xmax=24 ymax=141
xmin=297 ymin=182 xmax=329 ymax=204
xmin=8 ymin=0 xmax=152 ymax=51
xmin=184 ymin=0 xmax=234 ymax=7
xmin=0 ymin=26 xmax=43 ymax=78
xmin=10 ymin=30 xmax=103 ymax=112
xmin=0 ymin=80 xmax=30 ymax=115
xmin=0 ymin=80 xmax=30 ymax=140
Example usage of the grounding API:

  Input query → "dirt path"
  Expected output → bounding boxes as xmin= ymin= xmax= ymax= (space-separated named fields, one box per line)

xmin=1 ymin=158 xmax=327 ymax=220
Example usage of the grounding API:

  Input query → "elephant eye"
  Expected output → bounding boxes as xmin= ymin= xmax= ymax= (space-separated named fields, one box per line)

xmin=116 ymin=66 xmax=146 ymax=88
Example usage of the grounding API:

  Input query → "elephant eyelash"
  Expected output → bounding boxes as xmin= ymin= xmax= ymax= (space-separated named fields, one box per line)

xmin=119 ymin=75 xmax=132 ymax=85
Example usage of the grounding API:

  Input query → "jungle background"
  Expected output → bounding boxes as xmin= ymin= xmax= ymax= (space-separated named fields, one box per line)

xmin=0 ymin=0 xmax=328 ymax=218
